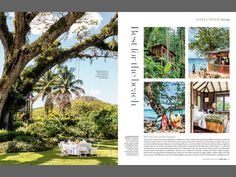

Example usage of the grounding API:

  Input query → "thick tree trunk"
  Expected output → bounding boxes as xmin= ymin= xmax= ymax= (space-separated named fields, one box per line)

xmin=0 ymin=107 xmax=14 ymax=130
xmin=145 ymin=82 xmax=164 ymax=114
xmin=0 ymin=69 xmax=24 ymax=122
xmin=0 ymin=85 xmax=12 ymax=125
xmin=0 ymin=89 xmax=26 ymax=130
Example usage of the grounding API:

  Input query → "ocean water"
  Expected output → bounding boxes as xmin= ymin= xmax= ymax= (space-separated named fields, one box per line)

xmin=144 ymin=108 xmax=185 ymax=121
xmin=188 ymin=58 xmax=208 ymax=73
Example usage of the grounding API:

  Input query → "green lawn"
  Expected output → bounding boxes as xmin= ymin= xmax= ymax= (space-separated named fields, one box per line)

xmin=0 ymin=140 xmax=118 ymax=165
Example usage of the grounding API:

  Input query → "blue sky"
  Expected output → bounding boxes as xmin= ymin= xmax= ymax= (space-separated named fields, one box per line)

xmin=188 ymin=50 xmax=203 ymax=58
xmin=0 ymin=12 xmax=117 ymax=108
xmin=188 ymin=28 xmax=203 ymax=58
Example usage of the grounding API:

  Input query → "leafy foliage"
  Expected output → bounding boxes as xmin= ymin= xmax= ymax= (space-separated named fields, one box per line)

xmin=144 ymin=48 xmax=184 ymax=78
xmin=189 ymin=27 xmax=229 ymax=57
xmin=144 ymin=27 xmax=185 ymax=61
xmin=144 ymin=82 xmax=185 ymax=112
xmin=34 ymin=70 xmax=57 ymax=115
xmin=0 ymin=99 xmax=118 ymax=153
xmin=33 ymin=65 xmax=85 ymax=117
xmin=144 ymin=27 xmax=185 ymax=78
xmin=53 ymin=65 xmax=85 ymax=117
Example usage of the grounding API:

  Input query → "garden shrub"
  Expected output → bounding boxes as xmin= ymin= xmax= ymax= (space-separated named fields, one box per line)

xmin=12 ymin=121 xmax=25 ymax=129
xmin=0 ymin=130 xmax=25 ymax=142
xmin=0 ymin=142 xmax=9 ymax=153
xmin=1 ymin=99 xmax=118 ymax=153
xmin=4 ymin=137 xmax=58 ymax=153
xmin=14 ymin=135 xmax=38 ymax=143
xmin=0 ymin=130 xmax=12 ymax=142
xmin=7 ymin=141 xmax=33 ymax=152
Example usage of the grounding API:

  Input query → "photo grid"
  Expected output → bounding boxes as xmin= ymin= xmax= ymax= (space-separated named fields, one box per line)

xmin=189 ymin=27 xmax=230 ymax=133
xmin=143 ymin=27 xmax=186 ymax=133
xmin=143 ymin=26 xmax=230 ymax=134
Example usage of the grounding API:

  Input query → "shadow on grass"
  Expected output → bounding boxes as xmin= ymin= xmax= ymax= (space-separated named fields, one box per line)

xmin=0 ymin=148 xmax=117 ymax=165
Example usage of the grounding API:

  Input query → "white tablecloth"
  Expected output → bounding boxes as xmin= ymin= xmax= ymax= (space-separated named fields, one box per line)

xmin=61 ymin=143 xmax=92 ymax=155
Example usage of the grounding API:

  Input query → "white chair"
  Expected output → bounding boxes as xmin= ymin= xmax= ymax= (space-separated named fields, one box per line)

xmin=58 ymin=142 xmax=69 ymax=157
xmin=75 ymin=145 xmax=81 ymax=156
xmin=79 ymin=144 xmax=89 ymax=157
xmin=90 ymin=142 xmax=100 ymax=156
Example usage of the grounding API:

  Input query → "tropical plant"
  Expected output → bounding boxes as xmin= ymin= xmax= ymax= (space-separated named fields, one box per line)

xmin=144 ymin=48 xmax=184 ymax=78
xmin=144 ymin=27 xmax=185 ymax=78
xmin=54 ymin=65 xmax=85 ymax=117
xmin=34 ymin=70 xmax=57 ymax=116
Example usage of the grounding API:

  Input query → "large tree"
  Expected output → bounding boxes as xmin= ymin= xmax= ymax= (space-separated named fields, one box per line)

xmin=189 ymin=27 xmax=229 ymax=57
xmin=144 ymin=82 xmax=185 ymax=115
xmin=0 ymin=12 xmax=118 ymax=130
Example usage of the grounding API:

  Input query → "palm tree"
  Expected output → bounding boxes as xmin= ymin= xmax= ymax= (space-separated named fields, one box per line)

xmin=54 ymin=65 xmax=85 ymax=117
xmin=34 ymin=70 xmax=57 ymax=116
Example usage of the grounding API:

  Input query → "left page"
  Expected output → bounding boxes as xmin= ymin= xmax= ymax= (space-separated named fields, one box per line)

xmin=0 ymin=12 xmax=118 ymax=165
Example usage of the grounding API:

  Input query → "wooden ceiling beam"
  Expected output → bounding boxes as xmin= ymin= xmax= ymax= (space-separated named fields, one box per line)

xmin=218 ymin=82 xmax=222 ymax=92
xmin=207 ymin=86 xmax=210 ymax=93
xmin=193 ymin=82 xmax=198 ymax=86
xmin=202 ymin=82 xmax=209 ymax=93
xmin=196 ymin=82 xmax=206 ymax=91
xmin=210 ymin=81 xmax=215 ymax=92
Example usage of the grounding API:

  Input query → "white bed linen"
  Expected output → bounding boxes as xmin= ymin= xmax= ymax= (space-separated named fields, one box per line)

xmin=194 ymin=108 xmax=229 ymax=132
xmin=193 ymin=109 xmax=207 ymax=129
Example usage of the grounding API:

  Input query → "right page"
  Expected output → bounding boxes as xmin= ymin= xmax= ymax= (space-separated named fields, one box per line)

xmin=118 ymin=12 xmax=235 ymax=165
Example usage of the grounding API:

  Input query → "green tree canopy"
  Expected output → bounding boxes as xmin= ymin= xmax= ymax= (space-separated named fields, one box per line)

xmin=189 ymin=27 xmax=229 ymax=57
xmin=144 ymin=82 xmax=185 ymax=114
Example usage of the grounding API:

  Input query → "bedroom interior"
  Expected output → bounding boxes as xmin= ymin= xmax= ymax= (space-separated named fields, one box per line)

xmin=190 ymin=81 xmax=230 ymax=133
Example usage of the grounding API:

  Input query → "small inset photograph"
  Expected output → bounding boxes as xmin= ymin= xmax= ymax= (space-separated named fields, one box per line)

xmin=189 ymin=27 xmax=230 ymax=79
xmin=144 ymin=82 xmax=185 ymax=133
xmin=144 ymin=27 xmax=185 ymax=78
xmin=190 ymin=81 xmax=230 ymax=133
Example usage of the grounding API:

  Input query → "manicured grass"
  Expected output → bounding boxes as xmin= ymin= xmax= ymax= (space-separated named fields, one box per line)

xmin=0 ymin=140 xmax=117 ymax=165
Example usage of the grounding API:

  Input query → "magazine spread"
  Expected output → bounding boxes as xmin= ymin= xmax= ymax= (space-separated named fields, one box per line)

xmin=0 ymin=12 xmax=235 ymax=165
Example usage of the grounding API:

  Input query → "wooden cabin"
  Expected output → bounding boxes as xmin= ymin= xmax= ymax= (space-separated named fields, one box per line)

xmin=190 ymin=81 xmax=230 ymax=133
xmin=207 ymin=48 xmax=230 ymax=74
xmin=148 ymin=44 xmax=176 ymax=64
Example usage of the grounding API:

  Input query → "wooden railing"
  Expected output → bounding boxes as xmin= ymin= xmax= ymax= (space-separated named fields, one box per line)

xmin=208 ymin=63 xmax=230 ymax=74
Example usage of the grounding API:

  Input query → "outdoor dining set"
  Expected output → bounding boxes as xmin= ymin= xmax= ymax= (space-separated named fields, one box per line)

xmin=58 ymin=139 xmax=99 ymax=157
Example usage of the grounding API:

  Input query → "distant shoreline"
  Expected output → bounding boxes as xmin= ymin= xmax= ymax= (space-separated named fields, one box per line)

xmin=189 ymin=57 xmax=207 ymax=60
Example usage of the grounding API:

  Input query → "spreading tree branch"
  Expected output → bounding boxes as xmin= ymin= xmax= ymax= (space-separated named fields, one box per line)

xmin=2 ymin=12 xmax=86 ymax=82
xmin=18 ymin=14 xmax=118 ymax=98
xmin=26 ymin=12 xmax=39 ymax=23
xmin=22 ymin=12 xmax=85 ymax=63
xmin=14 ymin=12 xmax=39 ymax=49
xmin=14 ymin=12 xmax=28 ymax=49
xmin=0 ymin=12 xmax=13 ymax=53
xmin=93 ymin=40 xmax=118 ymax=51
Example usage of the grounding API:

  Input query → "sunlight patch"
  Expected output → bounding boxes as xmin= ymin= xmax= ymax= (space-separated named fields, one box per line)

xmin=2 ymin=153 xmax=43 ymax=163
